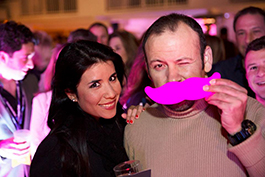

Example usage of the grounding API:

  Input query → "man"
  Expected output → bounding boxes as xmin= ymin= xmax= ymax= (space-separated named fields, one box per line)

xmin=124 ymin=13 xmax=265 ymax=176
xmin=245 ymin=36 xmax=265 ymax=106
xmin=0 ymin=21 xmax=38 ymax=177
xmin=88 ymin=22 xmax=109 ymax=45
xmin=209 ymin=6 xmax=265 ymax=98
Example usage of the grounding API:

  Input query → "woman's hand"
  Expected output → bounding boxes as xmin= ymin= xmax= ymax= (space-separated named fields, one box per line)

xmin=121 ymin=103 xmax=145 ymax=124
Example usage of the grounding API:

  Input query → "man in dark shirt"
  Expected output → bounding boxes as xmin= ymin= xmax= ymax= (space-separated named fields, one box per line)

xmin=209 ymin=6 xmax=265 ymax=98
xmin=0 ymin=21 xmax=38 ymax=177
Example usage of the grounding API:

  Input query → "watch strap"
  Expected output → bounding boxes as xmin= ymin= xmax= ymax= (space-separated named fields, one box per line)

xmin=228 ymin=120 xmax=257 ymax=146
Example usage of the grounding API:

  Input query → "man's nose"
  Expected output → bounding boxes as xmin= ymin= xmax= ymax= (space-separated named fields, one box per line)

xmin=245 ymin=32 xmax=254 ymax=46
xmin=257 ymin=66 xmax=265 ymax=77
xmin=168 ymin=66 xmax=182 ymax=82
xmin=26 ymin=58 xmax=34 ymax=69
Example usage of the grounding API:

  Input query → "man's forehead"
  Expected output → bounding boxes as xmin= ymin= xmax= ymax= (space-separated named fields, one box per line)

xmin=246 ymin=49 xmax=265 ymax=63
xmin=236 ymin=13 xmax=265 ymax=29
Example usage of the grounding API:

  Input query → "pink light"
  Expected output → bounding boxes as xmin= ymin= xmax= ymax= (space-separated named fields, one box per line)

xmin=144 ymin=72 xmax=221 ymax=105
xmin=195 ymin=18 xmax=217 ymax=35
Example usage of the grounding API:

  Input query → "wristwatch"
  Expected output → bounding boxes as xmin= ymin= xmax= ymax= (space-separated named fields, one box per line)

xmin=228 ymin=120 xmax=257 ymax=146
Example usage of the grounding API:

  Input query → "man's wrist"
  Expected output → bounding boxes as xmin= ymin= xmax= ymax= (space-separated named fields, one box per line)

xmin=227 ymin=120 xmax=257 ymax=146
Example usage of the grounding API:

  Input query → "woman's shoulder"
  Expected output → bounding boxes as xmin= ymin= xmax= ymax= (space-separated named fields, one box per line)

xmin=31 ymin=134 xmax=62 ymax=176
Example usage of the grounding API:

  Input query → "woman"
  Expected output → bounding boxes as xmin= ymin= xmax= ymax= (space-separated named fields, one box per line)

xmin=30 ymin=40 xmax=128 ymax=176
xmin=109 ymin=30 xmax=139 ymax=76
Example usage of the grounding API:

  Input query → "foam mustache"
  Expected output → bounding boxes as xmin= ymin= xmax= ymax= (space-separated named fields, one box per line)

xmin=144 ymin=72 xmax=221 ymax=105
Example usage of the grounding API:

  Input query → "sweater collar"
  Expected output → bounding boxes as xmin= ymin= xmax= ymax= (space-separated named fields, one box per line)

xmin=159 ymin=99 xmax=209 ymax=119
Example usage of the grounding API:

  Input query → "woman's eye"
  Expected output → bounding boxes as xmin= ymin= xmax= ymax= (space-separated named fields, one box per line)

xmin=110 ymin=75 xmax=117 ymax=82
xmin=90 ymin=82 xmax=100 ymax=88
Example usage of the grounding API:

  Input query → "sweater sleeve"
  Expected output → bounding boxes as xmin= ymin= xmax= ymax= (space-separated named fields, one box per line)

xmin=228 ymin=97 xmax=265 ymax=177
xmin=228 ymin=126 xmax=265 ymax=176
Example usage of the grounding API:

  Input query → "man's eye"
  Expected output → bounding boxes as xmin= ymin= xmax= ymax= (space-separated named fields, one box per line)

xmin=250 ymin=66 xmax=257 ymax=71
xmin=253 ymin=30 xmax=261 ymax=34
xmin=237 ymin=32 xmax=245 ymax=36
xmin=90 ymin=82 xmax=100 ymax=88
xmin=154 ymin=64 xmax=163 ymax=69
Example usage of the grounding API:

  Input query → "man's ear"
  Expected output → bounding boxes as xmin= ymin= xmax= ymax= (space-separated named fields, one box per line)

xmin=65 ymin=89 xmax=78 ymax=102
xmin=203 ymin=46 xmax=213 ymax=73
xmin=0 ymin=51 xmax=10 ymax=64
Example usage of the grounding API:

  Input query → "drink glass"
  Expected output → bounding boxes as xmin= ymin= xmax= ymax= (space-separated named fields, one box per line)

xmin=12 ymin=129 xmax=31 ymax=167
xmin=113 ymin=160 xmax=140 ymax=176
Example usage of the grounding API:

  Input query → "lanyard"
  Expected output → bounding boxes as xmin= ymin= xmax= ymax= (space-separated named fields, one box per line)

xmin=0 ymin=81 xmax=25 ymax=130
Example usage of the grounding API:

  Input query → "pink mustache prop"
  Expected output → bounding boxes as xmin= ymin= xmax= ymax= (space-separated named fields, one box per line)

xmin=144 ymin=72 xmax=221 ymax=105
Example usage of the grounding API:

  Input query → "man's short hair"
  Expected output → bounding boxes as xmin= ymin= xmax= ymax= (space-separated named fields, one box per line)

xmin=33 ymin=31 xmax=53 ymax=48
xmin=233 ymin=6 xmax=265 ymax=32
xmin=142 ymin=13 xmax=206 ymax=69
xmin=0 ymin=21 xmax=35 ymax=57
xmin=88 ymin=22 xmax=108 ymax=34
xmin=246 ymin=36 xmax=265 ymax=55
xmin=67 ymin=28 xmax=97 ymax=43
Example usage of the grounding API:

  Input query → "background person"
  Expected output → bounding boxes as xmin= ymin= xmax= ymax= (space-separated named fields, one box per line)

xmin=0 ymin=21 xmax=38 ymax=177
xmin=245 ymin=35 xmax=265 ymax=106
xmin=89 ymin=22 xmax=109 ymax=45
xmin=209 ymin=6 xmax=265 ymax=98
xmin=205 ymin=34 xmax=225 ymax=64
xmin=67 ymin=28 xmax=97 ymax=43
xmin=109 ymin=30 xmax=139 ymax=76
xmin=30 ymin=44 xmax=65 ymax=158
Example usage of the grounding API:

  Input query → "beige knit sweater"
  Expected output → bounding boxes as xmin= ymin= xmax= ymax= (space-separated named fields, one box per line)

xmin=124 ymin=97 xmax=265 ymax=177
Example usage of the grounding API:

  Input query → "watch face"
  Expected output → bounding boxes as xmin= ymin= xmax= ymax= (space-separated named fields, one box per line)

xmin=242 ymin=120 xmax=256 ymax=134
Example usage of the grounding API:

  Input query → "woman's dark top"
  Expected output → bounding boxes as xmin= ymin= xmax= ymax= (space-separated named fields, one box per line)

xmin=30 ymin=107 xmax=128 ymax=177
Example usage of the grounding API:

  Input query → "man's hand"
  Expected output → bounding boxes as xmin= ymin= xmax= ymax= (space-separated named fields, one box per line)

xmin=0 ymin=137 xmax=30 ymax=159
xmin=121 ymin=103 xmax=145 ymax=124
xmin=203 ymin=78 xmax=248 ymax=135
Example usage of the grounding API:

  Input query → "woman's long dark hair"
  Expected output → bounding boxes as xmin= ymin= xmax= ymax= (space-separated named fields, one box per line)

xmin=47 ymin=40 xmax=125 ymax=176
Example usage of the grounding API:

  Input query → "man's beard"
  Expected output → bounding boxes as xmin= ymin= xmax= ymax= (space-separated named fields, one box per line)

xmin=165 ymin=100 xmax=195 ymax=112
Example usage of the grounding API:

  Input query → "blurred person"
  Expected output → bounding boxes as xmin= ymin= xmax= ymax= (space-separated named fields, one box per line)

xmin=31 ymin=31 xmax=53 ymax=93
xmin=219 ymin=27 xmax=238 ymax=59
xmin=89 ymin=22 xmax=109 ymax=45
xmin=67 ymin=28 xmax=97 ymax=43
xmin=30 ymin=44 xmax=65 ymax=157
xmin=109 ymin=30 xmax=139 ymax=76
xmin=0 ymin=21 xmax=38 ymax=177
xmin=119 ymin=44 xmax=153 ymax=124
xmin=245 ymin=36 xmax=265 ymax=106
xmin=124 ymin=13 xmax=265 ymax=177
xmin=205 ymin=34 xmax=225 ymax=64
xmin=209 ymin=6 xmax=265 ymax=98
xmin=32 ymin=31 xmax=53 ymax=73
xmin=30 ymin=40 xmax=128 ymax=176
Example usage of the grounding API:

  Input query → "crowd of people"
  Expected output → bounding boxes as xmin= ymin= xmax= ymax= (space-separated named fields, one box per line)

xmin=0 ymin=5 xmax=264 ymax=177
